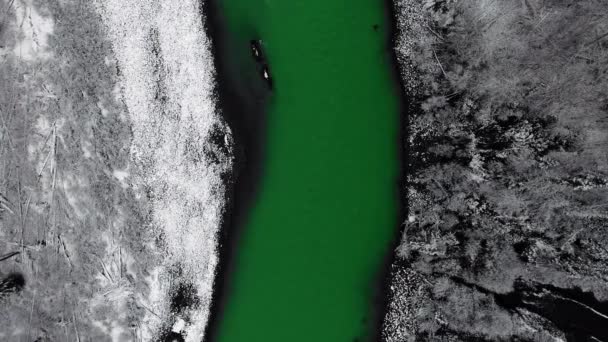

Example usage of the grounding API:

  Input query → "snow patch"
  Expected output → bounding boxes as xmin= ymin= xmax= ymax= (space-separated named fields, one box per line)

xmin=12 ymin=0 xmax=54 ymax=60
xmin=112 ymin=168 xmax=130 ymax=189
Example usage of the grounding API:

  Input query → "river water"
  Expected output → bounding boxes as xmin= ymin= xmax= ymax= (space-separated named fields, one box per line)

xmin=209 ymin=0 xmax=401 ymax=340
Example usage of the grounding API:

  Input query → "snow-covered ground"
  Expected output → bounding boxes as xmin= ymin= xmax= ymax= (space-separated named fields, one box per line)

xmin=0 ymin=0 xmax=230 ymax=340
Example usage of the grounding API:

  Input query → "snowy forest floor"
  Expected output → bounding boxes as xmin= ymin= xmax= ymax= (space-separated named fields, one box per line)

xmin=384 ymin=0 xmax=608 ymax=341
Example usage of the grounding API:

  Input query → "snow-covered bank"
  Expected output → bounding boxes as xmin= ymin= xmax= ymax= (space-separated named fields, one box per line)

xmin=97 ymin=0 xmax=232 ymax=340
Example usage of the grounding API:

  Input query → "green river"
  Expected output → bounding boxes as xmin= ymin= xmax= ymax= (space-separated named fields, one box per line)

xmin=211 ymin=0 xmax=401 ymax=341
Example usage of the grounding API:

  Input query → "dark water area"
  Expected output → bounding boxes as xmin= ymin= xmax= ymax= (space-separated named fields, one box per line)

xmin=201 ymin=0 xmax=272 ymax=340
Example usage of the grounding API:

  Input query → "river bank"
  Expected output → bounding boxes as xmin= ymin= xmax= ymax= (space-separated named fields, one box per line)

xmin=201 ymin=0 xmax=272 ymax=339
xmin=368 ymin=0 xmax=412 ymax=339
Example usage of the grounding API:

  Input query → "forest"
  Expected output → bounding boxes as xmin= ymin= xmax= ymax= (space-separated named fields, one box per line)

xmin=384 ymin=0 xmax=608 ymax=341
